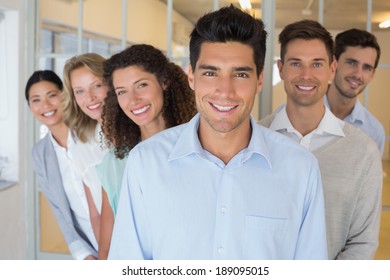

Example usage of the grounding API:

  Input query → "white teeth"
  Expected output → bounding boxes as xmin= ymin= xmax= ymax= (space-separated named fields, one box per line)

xmin=347 ymin=79 xmax=359 ymax=87
xmin=212 ymin=103 xmax=235 ymax=112
xmin=298 ymin=85 xmax=315 ymax=91
xmin=88 ymin=103 xmax=101 ymax=110
xmin=132 ymin=105 xmax=150 ymax=115
xmin=43 ymin=111 xmax=55 ymax=117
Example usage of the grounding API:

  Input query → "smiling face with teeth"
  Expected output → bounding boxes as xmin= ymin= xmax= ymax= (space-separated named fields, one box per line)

xmin=71 ymin=66 xmax=108 ymax=123
xmin=113 ymin=65 xmax=165 ymax=140
xmin=332 ymin=46 xmax=377 ymax=100
xmin=28 ymin=80 xmax=64 ymax=128
xmin=278 ymin=39 xmax=336 ymax=108
xmin=188 ymin=42 xmax=263 ymax=138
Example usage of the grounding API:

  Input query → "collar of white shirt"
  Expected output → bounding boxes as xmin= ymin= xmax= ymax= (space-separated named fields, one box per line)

xmin=270 ymin=104 xmax=345 ymax=138
xmin=49 ymin=129 xmax=74 ymax=151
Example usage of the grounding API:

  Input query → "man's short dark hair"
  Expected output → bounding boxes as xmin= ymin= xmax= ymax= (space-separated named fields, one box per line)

xmin=278 ymin=20 xmax=334 ymax=64
xmin=189 ymin=5 xmax=267 ymax=76
xmin=334 ymin=28 xmax=381 ymax=68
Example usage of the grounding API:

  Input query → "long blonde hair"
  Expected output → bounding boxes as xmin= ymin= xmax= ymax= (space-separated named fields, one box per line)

xmin=62 ymin=53 xmax=106 ymax=143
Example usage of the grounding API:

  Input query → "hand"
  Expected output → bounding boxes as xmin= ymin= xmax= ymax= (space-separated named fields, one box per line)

xmin=84 ymin=255 xmax=97 ymax=260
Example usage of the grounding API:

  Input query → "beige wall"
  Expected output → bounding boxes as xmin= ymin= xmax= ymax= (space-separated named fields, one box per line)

xmin=40 ymin=0 xmax=194 ymax=52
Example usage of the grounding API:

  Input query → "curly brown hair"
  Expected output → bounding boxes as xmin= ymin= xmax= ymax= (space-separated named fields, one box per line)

xmin=102 ymin=44 xmax=197 ymax=159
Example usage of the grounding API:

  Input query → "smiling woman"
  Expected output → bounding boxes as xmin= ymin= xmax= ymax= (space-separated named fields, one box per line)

xmin=25 ymin=70 xmax=99 ymax=260
xmin=61 ymin=53 xmax=110 ymax=258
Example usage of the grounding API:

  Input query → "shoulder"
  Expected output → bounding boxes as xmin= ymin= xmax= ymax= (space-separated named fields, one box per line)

xmin=32 ymin=134 xmax=53 ymax=158
xmin=344 ymin=122 xmax=377 ymax=145
xmin=358 ymin=105 xmax=385 ymax=132
xmin=130 ymin=123 xmax=186 ymax=157
xmin=342 ymin=123 xmax=381 ymax=156
xmin=254 ymin=123 xmax=319 ymax=166
xmin=135 ymin=124 xmax=187 ymax=148
xmin=257 ymin=113 xmax=276 ymax=128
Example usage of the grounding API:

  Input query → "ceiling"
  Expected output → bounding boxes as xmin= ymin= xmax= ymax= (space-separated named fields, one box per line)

xmin=160 ymin=0 xmax=390 ymax=31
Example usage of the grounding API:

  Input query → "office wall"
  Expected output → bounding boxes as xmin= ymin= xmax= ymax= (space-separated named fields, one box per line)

xmin=40 ymin=0 xmax=194 ymax=52
xmin=0 ymin=0 xmax=28 ymax=259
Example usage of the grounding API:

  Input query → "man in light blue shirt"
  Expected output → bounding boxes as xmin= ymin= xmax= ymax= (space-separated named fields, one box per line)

xmin=326 ymin=29 xmax=385 ymax=154
xmin=109 ymin=5 xmax=328 ymax=260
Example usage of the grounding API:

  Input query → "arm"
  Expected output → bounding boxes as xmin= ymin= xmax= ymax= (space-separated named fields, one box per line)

xmin=294 ymin=160 xmax=328 ymax=260
xmin=32 ymin=144 xmax=97 ymax=259
xmin=336 ymin=148 xmax=382 ymax=259
xmin=98 ymin=189 xmax=114 ymax=260
xmin=83 ymin=182 xmax=101 ymax=243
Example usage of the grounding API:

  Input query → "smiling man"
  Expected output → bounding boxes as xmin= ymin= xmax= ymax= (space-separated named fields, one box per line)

xmin=259 ymin=20 xmax=382 ymax=259
xmin=325 ymin=29 xmax=385 ymax=154
xmin=109 ymin=6 xmax=327 ymax=260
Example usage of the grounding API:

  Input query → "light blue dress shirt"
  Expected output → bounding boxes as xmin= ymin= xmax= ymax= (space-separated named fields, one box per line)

xmin=109 ymin=114 xmax=328 ymax=260
xmin=324 ymin=95 xmax=385 ymax=154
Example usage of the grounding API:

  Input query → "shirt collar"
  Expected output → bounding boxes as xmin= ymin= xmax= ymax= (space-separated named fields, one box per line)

xmin=169 ymin=113 xmax=272 ymax=168
xmin=269 ymin=104 xmax=296 ymax=133
xmin=49 ymin=129 xmax=74 ymax=150
xmin=324 ymin=94 xmax=363 ymax=125
xmin=270 ymin=104 xmax=345 ymax=137
xmin=346 ymin=99 xmax=364 ymax=125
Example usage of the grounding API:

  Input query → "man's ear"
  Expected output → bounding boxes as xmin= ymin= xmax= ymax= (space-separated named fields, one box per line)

xmin=330 ymin=56 xmax=337 ymax=81
xmin=277 ymin=59 xmax=284 ymax=80
xmin=188 ymin=65 xmax=195 ymax=90
xmin=256 ymin=69 xmax=264 ymax=94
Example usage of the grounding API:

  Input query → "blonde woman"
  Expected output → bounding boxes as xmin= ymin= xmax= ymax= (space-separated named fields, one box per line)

xmin=62 ymin=53 xmax=109 ymax=250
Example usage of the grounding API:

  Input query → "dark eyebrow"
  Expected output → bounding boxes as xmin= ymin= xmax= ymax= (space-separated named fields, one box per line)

xmin=30 ymin=90 xmax=58 ymax=99
xmin=47 ymin=90 xmax=59 ymax=94
xmin=363 ymin=63 xmax=374 ymax=69
xmin=286 ymin=57 xmax=326 ymax=62
xmin=198 ymin=65 xmax=254 ymax=72
xmin=345 ymin=58 xmax=358 ymax=63
xmin=233 ymin=66 xmax=254 ymax=72
xmin=198 ymin=64 xmax=219 ymax=71
xmin=133 ymin=78 xmax=147 ymax=84
xmin=114 ymin=78 xmax=148 ymax=91
xmin=345 ymin=58 xmax=374 ymax=68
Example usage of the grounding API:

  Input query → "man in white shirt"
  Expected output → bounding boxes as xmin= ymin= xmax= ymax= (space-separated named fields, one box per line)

xmin=325 ymin=28 xmax=385 ymax=154
xmin=259 ymin=20 xmax=382 ymax=259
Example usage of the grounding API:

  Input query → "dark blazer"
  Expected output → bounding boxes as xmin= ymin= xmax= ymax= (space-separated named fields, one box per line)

xmin=32 ymin=133 xmax=97 ymax=259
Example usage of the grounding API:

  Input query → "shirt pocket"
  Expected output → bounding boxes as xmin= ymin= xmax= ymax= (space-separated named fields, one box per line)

xmin=244 ymin=215 xmax=289 ymax=259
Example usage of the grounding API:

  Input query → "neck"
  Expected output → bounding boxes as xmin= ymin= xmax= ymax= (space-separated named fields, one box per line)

xmin=326 ymin=85 xmax=356 ymax=120
xmin=286 ymin=101 xmax=325 ymax=136
xmin=50 ymin=122 xmax=69 ymax=148
xmin=140 ymin=117 xmax=166 ymax=141
xmin=198 ymin=118 xmax=251 ymax=165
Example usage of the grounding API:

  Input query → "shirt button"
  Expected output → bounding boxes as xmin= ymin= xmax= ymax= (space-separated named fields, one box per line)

xmin=220 ymin=206 xmax=227 ymax=214
xmin=217 ymin=247 xmax=224 ymax=254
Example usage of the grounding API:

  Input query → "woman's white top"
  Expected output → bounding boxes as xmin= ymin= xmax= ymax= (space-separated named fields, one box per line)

xmin=67 ymin=124 xmax=108 ymax=213
xmin=49 ymin=131 xmax=99 ymax=252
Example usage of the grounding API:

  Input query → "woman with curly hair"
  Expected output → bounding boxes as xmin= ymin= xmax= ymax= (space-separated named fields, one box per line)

xmin=62 ymin=53 xmax=109 ymax=255
xmin=97 ymin=44 xmax=197 ymax=259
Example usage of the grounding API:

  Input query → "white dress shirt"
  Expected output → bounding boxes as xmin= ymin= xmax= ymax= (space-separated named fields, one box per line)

xmin=67 ymin=124 xmax=108 ymax=213
xmin=269 ymin=104 xmax=345 ymax=151
xmin=50 ymin=131 xmax=99 ymax=255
